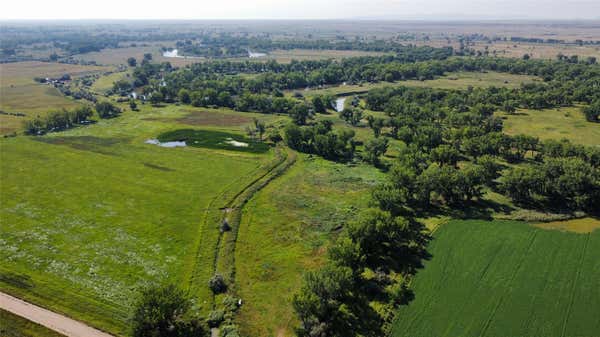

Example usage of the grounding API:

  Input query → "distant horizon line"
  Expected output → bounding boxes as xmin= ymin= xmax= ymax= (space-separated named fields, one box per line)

xmin=2 ymin=17 xmax=600 ymax=22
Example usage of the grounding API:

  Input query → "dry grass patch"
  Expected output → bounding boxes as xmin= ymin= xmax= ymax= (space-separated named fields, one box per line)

xmin=533 ymin=217 xmax=600 ymax=234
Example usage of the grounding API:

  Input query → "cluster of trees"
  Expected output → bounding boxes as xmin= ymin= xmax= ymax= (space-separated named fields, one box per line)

xmin=131 ymin=283 xmax=244 ymax=337
xmin=293 ymin=207 xmax=430 ymax=337
xmin=132 ymin=54 xmax=600 ymax=124
xmin=23 ymin=106 xmax=93 ymax=135
xmin=363 ymin=82 xmax=599 ymax=213
xmin=500 ymin=139 xmax=600 ymax=211
xmin=284 ymin=120 xmax=356 ymax=161
xmin=291 ymin=68 xmax=598 ymax=335
xmin=95 ymin=101 xmax=122 ymax=119
xmin=23 ymin=102 xmax=121 ymax=135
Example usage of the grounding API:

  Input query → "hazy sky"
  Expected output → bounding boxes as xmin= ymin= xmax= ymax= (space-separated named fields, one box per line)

xmin=2 ymin=0 xmax=600 ymax=20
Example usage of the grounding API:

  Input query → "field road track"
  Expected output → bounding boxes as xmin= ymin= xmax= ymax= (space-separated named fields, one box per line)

xmin=0 ymin=292 xmax=114 ymax=337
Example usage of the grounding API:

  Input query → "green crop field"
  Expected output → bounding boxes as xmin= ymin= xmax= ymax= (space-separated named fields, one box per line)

xmin=0 ymin=104 xmax=282 ymax=336
xmin=499 ymin=106 xmax=600 ymax=146
xmin=235 ymin=155 xmax=385 ymax=336
xmin=0 ymin=309 xmax=64 ymax=337
xmin=392 ymin=219 xmax=600 ymax=337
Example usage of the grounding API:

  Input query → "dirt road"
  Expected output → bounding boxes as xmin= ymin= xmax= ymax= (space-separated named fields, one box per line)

xmin=0 ymin=292 xmax=114 ymax=337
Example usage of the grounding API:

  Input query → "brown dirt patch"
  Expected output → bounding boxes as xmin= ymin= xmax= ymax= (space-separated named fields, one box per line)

xmin=178 ymin=110 xmax=253 ymax=126
xmin=146 ymin=110 xmax=253 ymax=127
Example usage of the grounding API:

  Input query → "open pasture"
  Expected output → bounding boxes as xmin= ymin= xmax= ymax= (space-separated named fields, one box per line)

xmin=0 ymin=61 xmax=111 ymax=134
xmin=392 ymin=219 xmax=600 ymax=337
xmin=90 ymin=71 xmax=131 ymax=94
xmin=264 ymin=48 xmax=388 ymax=63
xmin=73 ymin=43 xmax=200 ymax=67
xmin=143 ymin=107 xmax=288 ymax=128
xmin=0 ymin=104 xmax=278 ymax=335
xmin=235 ymin=155 xmax=385 ymax=337
xmin=498 ymin=106 xmax=600 ymax=146
xmin=294 ymin=71 xmax=539 ymax=97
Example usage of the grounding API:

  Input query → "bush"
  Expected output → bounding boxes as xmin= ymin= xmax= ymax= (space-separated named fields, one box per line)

xmin=95 ymin=101 xmax=121 ymax=119
xmin=220 ymin=325 xmax=241 ymax=337
xmin=206 ymin=310 xmax=225 ymax=328
xmin=208 ymin=274 xmax=227 ymax=294
xmin=131 ymin=284 xmax=208 ymax=337
xmin=222 ymin=295 xmax=240 ymax=312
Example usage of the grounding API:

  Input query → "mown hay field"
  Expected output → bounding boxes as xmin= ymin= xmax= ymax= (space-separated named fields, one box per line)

xmin=499 ymin=106 xmax=600 ymax=146
xmin=392 ymin=219 xmax=600 ymax=337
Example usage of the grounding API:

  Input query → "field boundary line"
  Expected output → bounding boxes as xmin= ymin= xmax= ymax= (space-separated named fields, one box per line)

xmin=214 ymin=146 xmax=297 ymax=287
xmin=184 ymin=153 xmax=274 ymax=304
xmin=560 ymin=232 xmax=590 ymax=337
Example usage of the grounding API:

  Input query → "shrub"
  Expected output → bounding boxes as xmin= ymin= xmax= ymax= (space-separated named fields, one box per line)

xmin=95 ymin=101 xmax=121 ymax=119
xmin=206 ymin=310 xmax=225 ymax=328
xmin=131 ymin=284 xmax=208 ymax=337
xmin=208 ymin=274 xmax=227 ymax=294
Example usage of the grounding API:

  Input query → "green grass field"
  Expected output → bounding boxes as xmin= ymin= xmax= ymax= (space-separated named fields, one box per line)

xmin=90 ymin=71 xmax=131 ymax=94
xmin=499 ymin=106 xmax=600 ymax=146
xmin=0 ymin=104 xmax=279 ymax=335
xmin=392 ymin=219 xmax=600 ymax=337
xmin=0 ymin=309 xmax=64 ymax=337
xmin=235 ymin=155 xmax=385 ymax=336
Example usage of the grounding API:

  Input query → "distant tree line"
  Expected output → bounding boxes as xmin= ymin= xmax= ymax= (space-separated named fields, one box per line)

xmin=132 ymin=55 xmax=600 ymax=120
xmin=175 ymin=35 xmax=454 ymax=58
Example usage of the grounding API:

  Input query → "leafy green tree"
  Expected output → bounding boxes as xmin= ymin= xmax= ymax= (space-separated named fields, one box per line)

xmin=253 ymin=118 xmax=266 ymax=140
xmin=150 ymin=92 xmax=164 ymax=105
xmin=583 ymin=101 xmax=600 ymax=122
xmin=178 ymin=89 xmax=191 ymax=104
xmin=347 ymin=209 xmax=430 ymax=274
xmin=290 ymin=102 xmax=313 ymax=125
xmin=95 ymin=101 xmax=121 ymax=119
xmin=499 ymin=165 xmax=540 ymax=204
xmin=311 ymin=95 xmax=327 ymax=114
xmin=363 ymin=137 xmax=389 ymax=165
xmin=293 ymin=264 xmax=358 ymax=337
xmin=475 ymin=155 xmax=502 ymax=185
xmin=127 ymin=57 xmax=137 ymax=67
xmin=366 ymin=115 xmax=385 ymax=138
xmin=112 ymin=79 xmax=133 ymax=96
xmin=23 ymin=116 xmax=46 ymax=135
xmin=430 ymin=144 xmax=459 ymax=166
xmin=339 ymin=108 xmax=363 ymax=126
xmin=132 ymin=284 xmax=208 ymax=337
xmin=71 ymin=106 xmax=93 ymax=123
